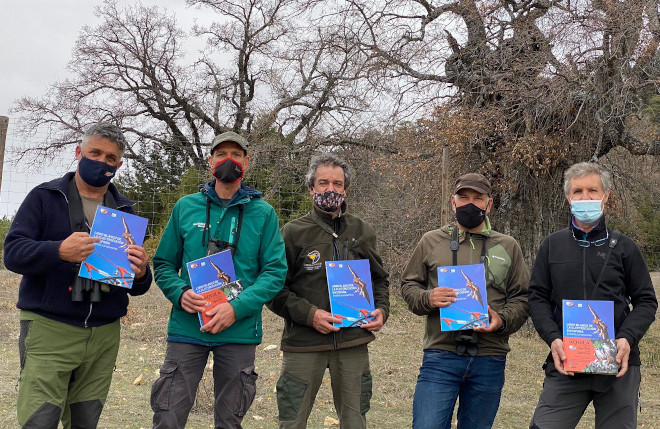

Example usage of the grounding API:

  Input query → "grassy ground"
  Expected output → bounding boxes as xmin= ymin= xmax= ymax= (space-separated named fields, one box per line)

xmin=1 ymin=270 xmax=659 ymax=428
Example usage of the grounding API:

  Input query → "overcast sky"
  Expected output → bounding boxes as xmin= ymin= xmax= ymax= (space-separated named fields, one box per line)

xmin=0 ymin=0 xmax=204 ymax=216
xmin=0 ymin=0 xmax=204 ymax=116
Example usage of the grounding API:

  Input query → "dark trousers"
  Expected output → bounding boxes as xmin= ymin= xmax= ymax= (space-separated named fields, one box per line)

xmin=151 ymin=342 xmax=258 ymax=429
xmin=529 ymin=365 xmax=641 ymax=429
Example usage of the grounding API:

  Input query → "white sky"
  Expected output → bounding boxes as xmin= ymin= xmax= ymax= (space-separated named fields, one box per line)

xmin=0 ymin=0 xmax=206 ymax=216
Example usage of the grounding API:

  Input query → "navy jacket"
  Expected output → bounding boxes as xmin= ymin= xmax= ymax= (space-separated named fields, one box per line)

xmin=528 ymin=218 xmax=657 ymax=367
xmin=4 ymin=172 xmax=152 ymax=327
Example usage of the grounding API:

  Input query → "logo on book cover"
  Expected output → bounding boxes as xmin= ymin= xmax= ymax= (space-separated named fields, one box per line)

xmin=304 ymin=250 xmax=322 ymax=271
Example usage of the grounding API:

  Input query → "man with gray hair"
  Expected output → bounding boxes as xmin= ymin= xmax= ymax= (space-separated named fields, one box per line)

xmin=268 ymin=153 xmax=390 ymax=428
xmin=528 ymin=161 xmax=657 ymax=428
xmin=4 ymin=122 xmax=152 ymax=428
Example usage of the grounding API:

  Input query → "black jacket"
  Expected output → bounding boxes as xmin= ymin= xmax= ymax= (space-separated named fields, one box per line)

xmin=4 ymin=172 xmax=152 ymax=327
xmin=528 ymin=218 xmax=657 ymax=366
xmin=267 ymin=203 xmax=390 ymax=352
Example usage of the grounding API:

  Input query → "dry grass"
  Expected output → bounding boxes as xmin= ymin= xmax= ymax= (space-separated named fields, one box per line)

xmin=1 ymin=271 xmax=659 ymax=428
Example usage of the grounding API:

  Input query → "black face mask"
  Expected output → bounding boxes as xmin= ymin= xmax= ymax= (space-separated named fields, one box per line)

xmin=455 ymin=203 xmax=486 ymax=229
xmin=213 ymin=158 xmax=244 ymax=183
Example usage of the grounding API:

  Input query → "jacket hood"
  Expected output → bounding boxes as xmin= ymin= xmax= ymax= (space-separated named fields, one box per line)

xmin=202 ymin=179 xmax=262 ymax=206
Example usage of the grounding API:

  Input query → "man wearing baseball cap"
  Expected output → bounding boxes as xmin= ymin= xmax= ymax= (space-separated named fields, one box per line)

xmin=400 ymin=172 xmax=529 ymax=429
xmin=151 ymin=131 xmax=287 ymax=428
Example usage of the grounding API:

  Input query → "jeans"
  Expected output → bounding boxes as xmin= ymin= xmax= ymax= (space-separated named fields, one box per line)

xmin=412 ymin=349 xmax=506 ymax=429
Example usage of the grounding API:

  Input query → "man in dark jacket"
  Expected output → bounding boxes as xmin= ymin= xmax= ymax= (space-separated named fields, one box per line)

xmin=4 ymin=123 xmax=152 ymax=429
xmin=268 ymin=153 xmax=390 ymax=429
xmin=528 ymin=162 xmax=657 ymax=429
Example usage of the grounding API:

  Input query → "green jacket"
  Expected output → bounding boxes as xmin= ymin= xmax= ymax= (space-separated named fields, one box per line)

xmin=268 ymin=204 xmax=390 ymax=352
xmin=400 ymin=219 xmax=529 ymax=356
xmin=153 ymin=181 xmax=287 ymax=344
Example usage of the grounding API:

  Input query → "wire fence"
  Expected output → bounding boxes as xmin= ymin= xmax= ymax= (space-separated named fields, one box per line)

xmin=1 ymin=118 xmax=659 ymax=276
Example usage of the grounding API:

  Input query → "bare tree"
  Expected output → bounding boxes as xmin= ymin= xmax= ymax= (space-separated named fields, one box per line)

xmin=11 ymin=0 xmax=374 ymax=172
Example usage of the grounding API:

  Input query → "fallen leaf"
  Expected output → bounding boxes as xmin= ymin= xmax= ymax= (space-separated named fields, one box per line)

xmin=132 ymin=373 xmax=144 ymax=385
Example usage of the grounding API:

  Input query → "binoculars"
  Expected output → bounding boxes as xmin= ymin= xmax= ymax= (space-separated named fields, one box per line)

xmin=71 ymin=264 xmax=102 ymax=302
xmin=453 ymin=330 xmax=479 ymax=356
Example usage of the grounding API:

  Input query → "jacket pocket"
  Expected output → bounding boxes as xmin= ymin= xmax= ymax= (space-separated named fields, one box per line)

xmin=150 ymin=361 xmax=178 ymax=412
xmin=360 ymin=370 xmax=373 ymax=415
xmin=19 ymin=320 xmax=33 ymax=373
xmin=236 ymin=366 xmax=259 ymax=417
xmin=276 ymin=372 xmax=307 ymax=421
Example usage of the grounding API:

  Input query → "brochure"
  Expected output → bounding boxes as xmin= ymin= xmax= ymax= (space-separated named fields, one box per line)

xmin=186 ymin=250 xmax=242 ymax=327
xmin=325 ymin=259 xmax=376 ymax=328
xmin=563 ymin=299 xmax=617 ymax=375
xmin=78 ymin=206 xmax=148 ymax=289
xmin=438 ymin=263 xmax=489 ymax=331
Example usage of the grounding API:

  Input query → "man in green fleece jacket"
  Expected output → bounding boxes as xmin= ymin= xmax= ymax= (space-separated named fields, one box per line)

xmin=151 ymin=131 xmax=287 ymax=429
xmin=268 ymin=153 xmax=390 ymax=429
xmin=401 ymin=173 xmax=529 ymax=429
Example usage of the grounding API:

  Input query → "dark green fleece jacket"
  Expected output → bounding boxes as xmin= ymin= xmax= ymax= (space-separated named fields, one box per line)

xmin=268 ymin=204 xmax=390 ymax=352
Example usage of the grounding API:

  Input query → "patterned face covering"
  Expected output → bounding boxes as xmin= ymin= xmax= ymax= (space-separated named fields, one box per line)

xmin=313 ymin=190 xmax=345 ymax=212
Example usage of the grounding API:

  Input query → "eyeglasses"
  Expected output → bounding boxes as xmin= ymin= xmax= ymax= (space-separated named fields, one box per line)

xmin=572 ymin=228 xmax=609 ymax=248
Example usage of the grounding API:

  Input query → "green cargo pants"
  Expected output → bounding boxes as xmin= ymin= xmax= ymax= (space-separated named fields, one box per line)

xmin=17 ymin=311 xmax=120 ymax=429
xmin=276 ymin=344 xmax=372 ymax=429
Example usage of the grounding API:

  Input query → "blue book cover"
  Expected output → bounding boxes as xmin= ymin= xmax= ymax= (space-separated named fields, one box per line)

xmin=438 ymin=264 xmax=489 ymax=331
xmin=325 ymin=259 xmax=376 ymax=328
xmin=563 ymin=300 xmax=617 ymax=375
xmin=186 ymin=250 xmax=242 ymax=327
xmin=78 ymin=206 xmax=148 ymax=289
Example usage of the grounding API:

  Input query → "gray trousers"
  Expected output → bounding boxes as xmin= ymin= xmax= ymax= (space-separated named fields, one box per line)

xmin=529 ymin=365 xmax=641 ymax=429
xmin=276 ymin=344 xmax=372 ymax=429
xmin=151 ymin=342 xmax=258 ymax=429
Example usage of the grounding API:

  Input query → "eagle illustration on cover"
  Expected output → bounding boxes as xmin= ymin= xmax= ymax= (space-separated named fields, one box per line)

xmin=563 ymin=300 xmax=617 ymax=374
xmin=325 ymin=259 xmax=376 ymax=328
xmin=438 ymin=264 xmax=489 ymax=331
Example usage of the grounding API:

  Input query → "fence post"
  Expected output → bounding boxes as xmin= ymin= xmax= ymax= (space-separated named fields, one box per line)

xmin=0 ymin=116 xmax=8 ymax=196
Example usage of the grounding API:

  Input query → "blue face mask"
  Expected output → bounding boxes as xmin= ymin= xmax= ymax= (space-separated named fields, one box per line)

xmin=570 ymin=199 xmax=603 ymax=225
xmin=78 ymin=156 xmax=117 ymax=187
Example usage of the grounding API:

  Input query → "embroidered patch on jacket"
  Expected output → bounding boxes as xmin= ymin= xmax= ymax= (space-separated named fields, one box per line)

xmin=304 ymin=250 xmax=322 ymax=271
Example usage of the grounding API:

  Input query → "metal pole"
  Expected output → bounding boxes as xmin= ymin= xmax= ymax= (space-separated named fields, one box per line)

xmin=441 ymin=146 xmax=448 ymax=226
xmin=0 ymin=116 xmax=8 ymax=197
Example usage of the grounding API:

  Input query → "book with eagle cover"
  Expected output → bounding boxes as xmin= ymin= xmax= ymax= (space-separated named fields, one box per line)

xmin=325 ymin=259 xmax=376 ymax=328
xmin=186 ymin=249 xmax=243 ymax=327
xmin=563 ymin=300 xmax=617 ymax=375
xmin=78 ymin=205 xmax=148 ymax=289
xmin=437 ymin=264 xmax=489 ymax=331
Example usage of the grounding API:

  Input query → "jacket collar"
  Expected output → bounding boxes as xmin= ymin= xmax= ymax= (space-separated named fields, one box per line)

xmin=312 ymin=201 xmax=347 ymax=225
xmin=570 ymin=216 xmax=607 ymax=240
xmin=39 ymin=171 xmax=135 ymax=208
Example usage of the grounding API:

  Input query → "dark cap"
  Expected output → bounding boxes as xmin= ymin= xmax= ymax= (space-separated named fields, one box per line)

xmin=454 ymin=173 xmax=491 ymax=195
xmin=210 ymin=131 xmax=248 ymax=154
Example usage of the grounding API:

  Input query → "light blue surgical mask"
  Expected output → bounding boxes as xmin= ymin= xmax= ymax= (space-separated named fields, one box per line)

xmin=570 ymin=199 xmax=603 ymax=224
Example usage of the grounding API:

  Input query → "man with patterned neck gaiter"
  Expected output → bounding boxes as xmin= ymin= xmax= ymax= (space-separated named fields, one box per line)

xmin=268 ymin=153 xmax=390 ymax=429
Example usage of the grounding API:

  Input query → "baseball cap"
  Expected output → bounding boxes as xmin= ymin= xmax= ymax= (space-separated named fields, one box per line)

xmin=454 ymin=173 xmax=491 ymax=195
xmin=210 ymin=131 xmax=249 ymax=154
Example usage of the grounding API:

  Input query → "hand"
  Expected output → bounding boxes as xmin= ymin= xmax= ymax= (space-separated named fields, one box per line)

xmin=550 ymin=338 xmax=574 ymax=376
xmin=126 ymin=245 xmax=148 ymax=279
xmin=59 ymin=232 xmax=101 ymax=263
xmin=180 ymin=289 xmax=207 ymax=314
xmin=429 ymin=287 xmax=457 ymax=308
xmin=201 ymin=302 xmax=236 ymax=334
xmin=474 ymin=306 xmax=502 ymax=333
xmin=312 ymin=309 xmax=341 ymax=334
xmin=615 ymin=337 xmax=631 ymax=378
xmin=360 ymin=309 xmax=384 ymax=332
